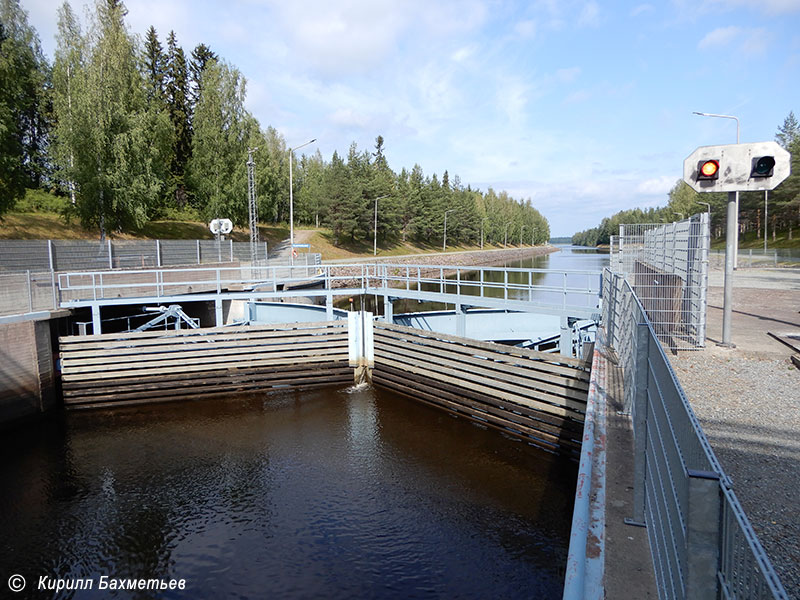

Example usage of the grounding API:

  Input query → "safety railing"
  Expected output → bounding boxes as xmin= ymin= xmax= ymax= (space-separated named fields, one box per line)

xmin=602 ymin=268 xmax=787 ymax=600
xmin=53 ymin=262 xmax=602 ymax=313
xmin=0 ymin=253 xmax=321 ymax=319
xmin=0 ymin=238 xmax=276 ymax=272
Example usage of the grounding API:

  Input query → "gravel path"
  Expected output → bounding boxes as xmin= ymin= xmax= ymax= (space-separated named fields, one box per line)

xmin=669 ymin=269 xmax=800 ymax=597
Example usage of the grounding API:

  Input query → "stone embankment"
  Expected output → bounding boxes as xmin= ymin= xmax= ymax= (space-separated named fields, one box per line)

xmin=323 ymin=245 xmax=557 ymax=289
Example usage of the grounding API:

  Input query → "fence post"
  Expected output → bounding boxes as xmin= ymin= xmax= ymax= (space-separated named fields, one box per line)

xmin=27 ymin=270 xmax=33 ymax=312
xmin=156 ymin=240 xmax=162 ymax=267
xmin=626 ymin=322 xmax=650 ymax=527
xmin=107 ymin=239 xmax=113 ymax=269
xmin=230 ymin=239 xmax=234 ymax=262
xmin=196 ymin=240 xmax=201 ymax=264
xmin=685 ymin=470 xmax=721 ymax=600
xmin=48 ymin=239 xmax=54 ymax=272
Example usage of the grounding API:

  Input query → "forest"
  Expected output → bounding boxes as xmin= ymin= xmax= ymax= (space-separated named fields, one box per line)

xmin=571 ymin=113 xmax=800 ymax=247
xmin=0 ymin=0 xmax=549 ymax=246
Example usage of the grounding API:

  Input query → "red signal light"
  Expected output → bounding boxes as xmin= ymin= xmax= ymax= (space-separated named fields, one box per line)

xmin=698 ymin=159 xmax=719 ymax=181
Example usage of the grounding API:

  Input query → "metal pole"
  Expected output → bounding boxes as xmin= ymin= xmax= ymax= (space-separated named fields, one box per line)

xmin=764 ymin=191 xmax=768 ymax=252
xmin=721 ymin=191 xmax=736 ymax=346
xmin=287 ymin=138 xmax=316 ymax=267
xmin=289 ymin=149 xmax=294 ymax=266
xmin=374 ymin=195 xmax=379 ymax=256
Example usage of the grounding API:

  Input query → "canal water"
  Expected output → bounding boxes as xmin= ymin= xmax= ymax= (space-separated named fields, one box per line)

xmin=1 ymin=384 xmax=578 ymax=599
xmin=386 ymin=244 xmax=610 ymax=315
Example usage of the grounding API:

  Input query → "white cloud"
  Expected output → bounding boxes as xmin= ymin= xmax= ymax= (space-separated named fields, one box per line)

xmin=514 ymin=19 xmax=537 ymax=39
xmin=698 ymin=26 xmax=741 ymax=49
xmin=451 ymin=45 xmax=477 ymax=63
xmin=698 ymin=26 xmax=770 ymax=54
xmin=578 ymin=1 xmax=601 ymax=27
xmin=636 ymin=175 xmax=676 ymax=195
xmin=709 ymin=0 xmax=800 ymax=14
xmin=630 ymin=4 xmax=655 ymax=16
xmin=555 ymin=67 xmax=581 ymax=83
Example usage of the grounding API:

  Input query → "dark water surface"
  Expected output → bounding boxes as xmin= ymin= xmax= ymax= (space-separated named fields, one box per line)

xmin=1 ymin=385 xmax=577 ymax=599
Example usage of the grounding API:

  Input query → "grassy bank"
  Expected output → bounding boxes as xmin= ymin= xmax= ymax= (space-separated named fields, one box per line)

xmin=710 ymin=229 xmax=800 ymax=250
xmin=1 ymin=194 xmax=511 ymax=259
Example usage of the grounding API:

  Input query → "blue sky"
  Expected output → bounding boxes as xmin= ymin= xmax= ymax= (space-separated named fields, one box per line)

xmin=23 ymin=0 xmax=800 ymax=236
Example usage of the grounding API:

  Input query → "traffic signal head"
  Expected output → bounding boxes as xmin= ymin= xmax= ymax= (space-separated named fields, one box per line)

xmin=697 ymin=159 xmax=719 ymax=181
xmin=750 ymin=156 xmax=775 ymax=178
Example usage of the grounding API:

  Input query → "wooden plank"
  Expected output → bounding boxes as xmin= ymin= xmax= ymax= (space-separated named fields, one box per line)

xmin=62 ymin=344 xmax=347 ymax=373
xmin=64 ymin=379 xmax=349 ymax=410
xmin=374 ymin=367 xmax=583 ymax=444
xmin=376 ymin=321 xmax=590 ymax=369
xmin=62 ymin=362 xmax=352 ymax=392
xmin=375 ymin=325 xmax=590 ymax=382
xmin=61 ymin=352 xmax=348 ymax=381
xmin=61 ymin=338 xmax=348 ymax=368
xmin=58 ymin=320 xmax=345 ymax=344
xmin=62 ymin=367 xmax=353 ymax=399
xmin=63 ymin=371 xmax=353 ymax=404
xmin=374 ymin=363 xmax=583 ymax=433
xmin=376 ymin=355 xmax=582 ymax=419
xmin=375 ymin=373 xmax=580 ymax=458
xmin=56 ymin=330 xmax=347 ymax=357
xmin=59 ymin=331 xmax=349 ymax=360
xmin=374 ymin=337 xmax=589 ymax=400
xmin=376 ymin=351 xmax=586 ymax=415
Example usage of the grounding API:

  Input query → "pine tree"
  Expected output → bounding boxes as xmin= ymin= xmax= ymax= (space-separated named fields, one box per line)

xmin=776 ymin=112 xmax=799 ymax=150
xmin=164 ymin=30 xmax=191 ymax=207
xmin=142 ymin=25 xmax=165 ymax=105
xmin=189 ymin=43 xmax=217 ymax=110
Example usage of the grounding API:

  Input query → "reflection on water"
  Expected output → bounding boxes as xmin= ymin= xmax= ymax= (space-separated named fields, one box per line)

xmin=0 ymin=385 xmax=577 ymax=599
xmin=386 ymin=245 xmax=610 ymax=315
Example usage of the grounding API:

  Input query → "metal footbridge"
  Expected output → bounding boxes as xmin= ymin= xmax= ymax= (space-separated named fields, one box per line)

xmin=56 ymin=262 xmax=602 ymax=352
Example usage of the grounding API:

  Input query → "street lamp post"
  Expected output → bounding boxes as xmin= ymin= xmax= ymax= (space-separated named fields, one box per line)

xmin=287 ymin=138 xmax=316 ymax=264
xmin=674 ymin=212 xmax=684 ymax=220
xmin=443 ymin=209 xmax=456 ymax=252
xmin=373 ymin=194 xmax=389 ymax=256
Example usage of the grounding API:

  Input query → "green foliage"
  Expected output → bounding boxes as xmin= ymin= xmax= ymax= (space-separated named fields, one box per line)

xmin=8 ymin=2 xmax=552 ymax=243
xmin=0 ymin=0 xmax=50 ymax=212
xmin=187 ymin=59 xmax=250 ymax=225
xmin=13 ymin=187 xmax=70 ymax=213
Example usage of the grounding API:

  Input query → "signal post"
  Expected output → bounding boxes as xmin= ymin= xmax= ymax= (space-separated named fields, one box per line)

xmin=683 ymin=141 xmax=790 ymax=346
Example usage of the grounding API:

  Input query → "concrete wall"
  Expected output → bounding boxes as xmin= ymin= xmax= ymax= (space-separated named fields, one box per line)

xmin=0 ymin=319 xmax=56 ymax=425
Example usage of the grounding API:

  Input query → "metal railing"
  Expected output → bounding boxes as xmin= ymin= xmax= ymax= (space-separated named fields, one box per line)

xmin=53 ymin=262 xmax=602 ymax=314
xmin=602 ymin=268 xmax=788 ymax=600
xmin=0 ymin=238 xmax=275 ymax=272
xmin=0 ymin=253 xmax=322 ymax=319
xmin=610 ymin=214 xmax=709 ymax=349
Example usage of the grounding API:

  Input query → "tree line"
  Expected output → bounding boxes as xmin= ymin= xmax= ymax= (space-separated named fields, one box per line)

xmin=572 ymin=113 xmax=800 ymax=247
xmin=0 ymin=0 xmax=549 ymax=245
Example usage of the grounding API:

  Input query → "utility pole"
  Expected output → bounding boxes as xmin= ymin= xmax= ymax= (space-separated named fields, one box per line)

xmin=247 ymin=147 xmax=259 ymax=263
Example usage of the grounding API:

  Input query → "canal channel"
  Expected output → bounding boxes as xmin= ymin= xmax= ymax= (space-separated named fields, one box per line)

xmin=0 ymin=246 xmax=607 ymax=599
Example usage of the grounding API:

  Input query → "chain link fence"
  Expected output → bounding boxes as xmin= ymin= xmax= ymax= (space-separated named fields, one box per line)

xmin=610 ymin=213 xmax=710 ymax=349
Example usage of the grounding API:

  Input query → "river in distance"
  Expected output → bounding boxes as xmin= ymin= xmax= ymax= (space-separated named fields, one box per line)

xmin=1 ymin=384 xmax=578 ymax=599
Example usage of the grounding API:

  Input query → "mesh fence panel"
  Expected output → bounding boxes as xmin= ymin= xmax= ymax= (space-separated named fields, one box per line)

xmin=610 ymin=214 xmax=709 ymax=349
